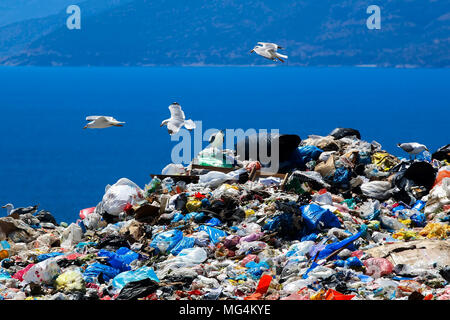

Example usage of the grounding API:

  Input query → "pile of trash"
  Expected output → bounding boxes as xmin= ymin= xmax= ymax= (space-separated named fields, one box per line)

xmin=0 ymin=128 xmax=449 ymax=300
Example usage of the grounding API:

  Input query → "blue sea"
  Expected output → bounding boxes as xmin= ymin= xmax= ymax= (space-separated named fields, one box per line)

xmin=0 ymin=67 xmax=448 ymax=223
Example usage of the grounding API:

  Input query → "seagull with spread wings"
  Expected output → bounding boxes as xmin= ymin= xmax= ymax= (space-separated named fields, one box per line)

xmin=83 ymin=116 xmax=125 ymax=129
xmin=160 ymin=102 xmax=196 ymax=135
xmin=250 ymin=42 xmax=288 ymax=62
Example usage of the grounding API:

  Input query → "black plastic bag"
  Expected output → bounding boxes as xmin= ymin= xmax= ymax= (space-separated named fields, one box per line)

xmin=35 ymin=210 xmax=57 ymax=225
xmin=116 ymin=278 xmax=159 ymax=300
xmin=329 ymin=127 xmax=361 ymax=140
xmin=96 ymin=234 xmax=130 ymax=250
xmin=234 ymin=133 xmax=301 ymax=166
xmin=432 ymin=144 xmax=450 ymax=162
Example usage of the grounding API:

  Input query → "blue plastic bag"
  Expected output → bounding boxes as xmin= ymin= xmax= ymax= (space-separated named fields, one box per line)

xmin=411 ymin=213 xmax=426 ymax=227
xmin=171 ymin=236 xmax=195 ymax=256
xmin=196 ymin=225 xmax=227 ymax=244
xmin=300 ymin=233 xmax=318 ymax=242
xmin=149 ymin=229 xmax=183 ymax=254
xmin=296 ymin=146 xmax=323 ymax=165
xmin=171 ymin=212 xmax=184 ymax=223
xmin=112 ymin=266 xmax=159 ymax=290
xmin=301 ymin=204 xmax=341 ymax=234
xmin=245 ymin=261 xmax=270 ymax=279
xmin=98 ymin=247 xmax=139 ymax=272
xmin=36 ymin=252 xmax=64 ymax=262
xmin=334 ymin=256 xmax=363 ymax=268
xmin=333 ymin=167 xmax=350 ymax=188
xmin=83 ymin=263 xmax=120 ymax=283
xmin=0 ymin=269 xmax=11 ymax=280
xmin=412 ymin=200 xmax=426 ymax=212
xmin=205 ymin=218 xmax=222 ymax=227
xmin=281 ymin=146 xmax=323 ymax=171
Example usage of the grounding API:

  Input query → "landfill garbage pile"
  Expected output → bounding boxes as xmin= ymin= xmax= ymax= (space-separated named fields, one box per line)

xmin=1 ymin=128 xmax=449 ymax=300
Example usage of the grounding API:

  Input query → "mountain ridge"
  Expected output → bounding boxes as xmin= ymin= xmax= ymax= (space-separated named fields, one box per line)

xmin=0 ymin=0 xmax=448 ymax=67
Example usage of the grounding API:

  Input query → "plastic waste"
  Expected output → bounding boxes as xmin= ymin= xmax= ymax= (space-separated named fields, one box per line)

xmin=55 ymin=270 xmax=85 ymax=292
xmin=23 ymin=259 xmax=61 ymax=284
xmin=196 ymin=225 xmax=227 ymax=244
xmin=150 ymin=229 xmax=183 ymax=254
xmin=161 ymin=163 xmax=186 ymax=175
xmin=301 ymin=203 xmax=341 ymax=234
xmin=112 ymin=266 xmax=159 ymax=290
xmin=102 ymin=178 xmax=144 ymax=216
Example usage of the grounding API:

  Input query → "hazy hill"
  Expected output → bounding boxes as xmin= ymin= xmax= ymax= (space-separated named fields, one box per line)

xmin=1 ymin=0 xmax=448 ymax=67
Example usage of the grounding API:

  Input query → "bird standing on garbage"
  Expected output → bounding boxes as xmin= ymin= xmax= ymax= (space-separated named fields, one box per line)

xmin=209 ymin=130 xmax=224 ymax=149
xmin=2 ymin=203 xmax=39 ymax=216
xmin=250 ymin=42 xmax=288 ymax=63
xmin=83 ymin=116 xmax=125 ymax=129
xmin=160 ymin=102 xmax=196 ymax=135
xmin=397 ymin=142 xmax=429 ymax=160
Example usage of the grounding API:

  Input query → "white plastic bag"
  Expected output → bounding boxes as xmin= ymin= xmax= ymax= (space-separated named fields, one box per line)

xmin=360 ymin=181 xmax=393 ymax=200
xmin=60 ymin=223 xmax=83 ymax=249
xmin=102 ymin=178 xmax=144 ymax=216
xmin=199 ymin=171 xmax=232 ymax=188
xmin=23 ymin=258 xmax=61 ymax=284
xmin=425 ymin=177 xmax=450 ymax=215
xmin=161 ymin=163 xmax=186 ymax=175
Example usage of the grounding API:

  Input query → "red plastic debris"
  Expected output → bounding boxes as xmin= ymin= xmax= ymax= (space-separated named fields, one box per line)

xmin=79 ymin=207 xmax=95 ymax=219
xmin=194 ymin=192 xmax=206 ymax=200
xmin=123 ymin=203 xmax=133 ymax=213
xmin=324 ymin=289 xmax=355 ymax=300
xmin=244 ymin=274 xmax=272 ymax=300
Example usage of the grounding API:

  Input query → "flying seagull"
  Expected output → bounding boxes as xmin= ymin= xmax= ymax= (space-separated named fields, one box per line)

xmin=209 ymin=130 xmax=225 ymax=149
xmin=250 ymin=42 xmax=288 ymax=63
xmin=84 ymin=116 xmax=125 ymax=129
xmin=2 ymin=203 xmax=39 ymax=216
xmin=160 ymin=102 xmax=196 ymax=135
xmin=397 ymin=142 xmax=428 ymax=159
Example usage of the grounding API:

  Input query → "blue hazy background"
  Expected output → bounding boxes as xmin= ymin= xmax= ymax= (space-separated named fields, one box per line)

xmin=0 ymin=67 xmax=448 ymax=222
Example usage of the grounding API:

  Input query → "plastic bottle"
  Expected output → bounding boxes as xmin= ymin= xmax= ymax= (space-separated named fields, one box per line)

xmin=146 ymin=177 xmax=161 ymax=195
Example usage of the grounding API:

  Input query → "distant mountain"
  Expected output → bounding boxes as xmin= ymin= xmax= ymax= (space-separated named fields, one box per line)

xmin=0 ymin=0 xmax=84 ymax=27
xmin=1 ymin=0 xmax=448 ymax=67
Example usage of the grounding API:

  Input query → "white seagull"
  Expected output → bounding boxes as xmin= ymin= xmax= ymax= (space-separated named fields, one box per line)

xmin=209 ymin=130 xmax=224 ymax=149
xmin=160 ymin=102 xmax=196 ymax=135
xmin=84 ymin=116 xmax=125 ymax=129
xmin=250 ymin=42 xmax=288 ymax=63
xmin=397 ymin=142 xmax=429 ymax=159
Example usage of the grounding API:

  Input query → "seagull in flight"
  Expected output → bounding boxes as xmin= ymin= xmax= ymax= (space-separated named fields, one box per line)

xmin=250 ymin=42 xmax=288 ymax=63
xmin=160 ymin=102 xmax=196 ymax=135
xmin=84 ymin=116 xmax=125 ymax=129
xmin=397 ymin=142 xmax=428 ymax=159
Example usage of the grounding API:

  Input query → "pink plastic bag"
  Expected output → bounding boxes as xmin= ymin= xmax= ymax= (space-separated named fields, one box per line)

xmin=12 ymin=264 xmax=35 ymax=282
xmin=364 ymin=258 xmax=394 ymax=277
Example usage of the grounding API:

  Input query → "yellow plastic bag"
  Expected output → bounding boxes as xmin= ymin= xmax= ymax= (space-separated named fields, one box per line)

xmin=419 ymin=223 xmax=450 ymax=239
xmin=245 ymin=209 xmax=255 ymax=219
xmin=372 ymin=152 xmax=399 ymax=172
xmin=392 ymin=228 xmax=418 ymax=241
xmin=55 ymin=270 xmax=85 ymax=292
xmin=186 ymin=200 xmax=202 ymax=213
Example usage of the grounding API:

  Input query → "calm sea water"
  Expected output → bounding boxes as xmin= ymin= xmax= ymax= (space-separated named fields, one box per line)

xmin=0 ymin=67 xmax=448 ymax=222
